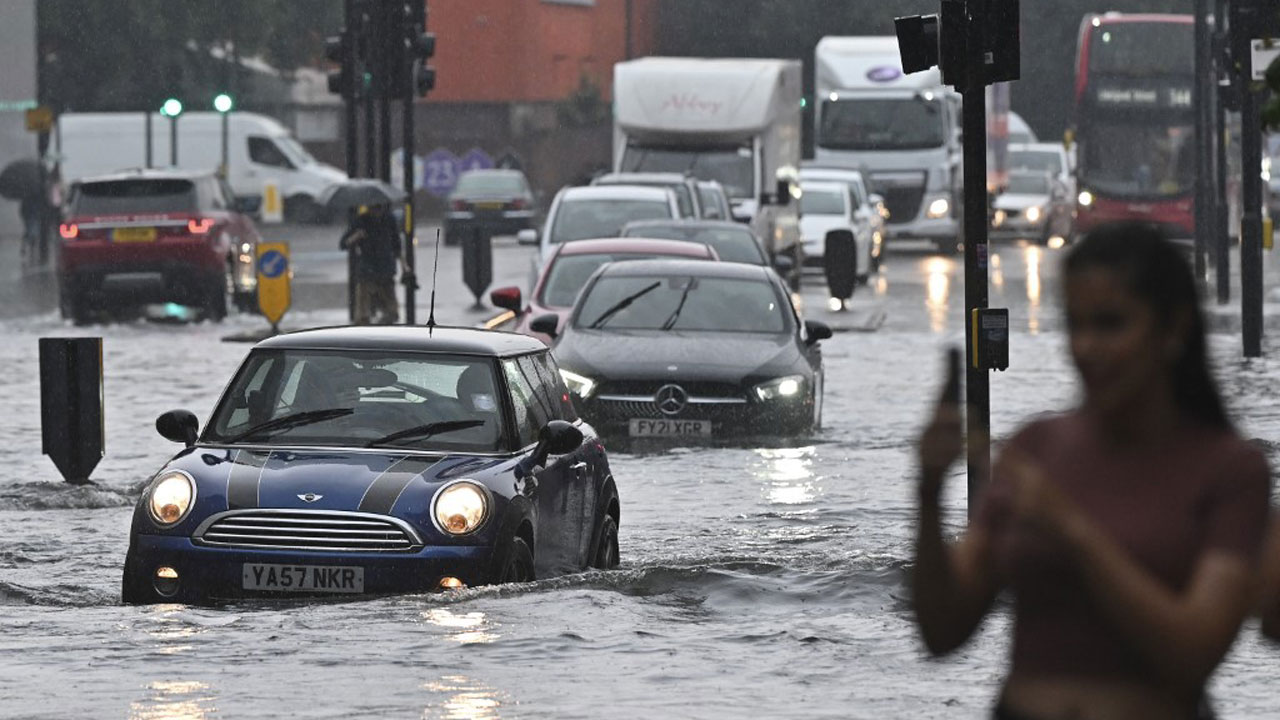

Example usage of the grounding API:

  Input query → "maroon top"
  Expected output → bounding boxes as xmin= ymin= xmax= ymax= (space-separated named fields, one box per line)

xmin=976 ymin=411 xmax=1272 ymax=683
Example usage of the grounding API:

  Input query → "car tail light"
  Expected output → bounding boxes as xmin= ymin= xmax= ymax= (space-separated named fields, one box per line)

xmin=59 ymin=223 xmax=79 ymax=239
xmin=451 ymin=199 xmax=468 ymax=211
xmin=187 ymin=218 xmax=215 ymax=234
xmin=509 ymin=198 xmax=526 ymax=210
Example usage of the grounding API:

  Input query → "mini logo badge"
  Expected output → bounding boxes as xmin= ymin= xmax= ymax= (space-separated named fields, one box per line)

xmin=654 ymin=384 xmax=688 ymax=416
xmin=298 ymin=493 xmax=323 ymax=503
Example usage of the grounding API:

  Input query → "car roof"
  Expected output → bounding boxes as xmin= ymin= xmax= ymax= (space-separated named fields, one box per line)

xmin=593 ymin=172 xmax=691 ymax=185
xmin=595 ymin=258 xmax=771 ymax=281
xmin=800 ymin=180 xmax=851 ymax=193
xmin=74 ymin=168 xmax=216 ymax=184
xmin=557 ymin=185 xmax=675 ymax=201
xmin=622 ymin=218 xmax=756 ymax=234
xmin=255 ymin=325 xmax=547 ymax=356
xmin=799 ymin=166 xmax=865 ymax=180
xmin=555 ymin=237 xmax=718 ymax=257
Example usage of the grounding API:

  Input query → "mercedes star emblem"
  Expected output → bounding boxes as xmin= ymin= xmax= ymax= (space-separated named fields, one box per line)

xmin=297 ymin=493 xmax=323 ymax=503
xmin=654 ymin=384 xmax=688 ymax=416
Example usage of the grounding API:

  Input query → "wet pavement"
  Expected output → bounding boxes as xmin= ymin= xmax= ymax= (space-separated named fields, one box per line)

xmin=2 ymin=225 xmax=1280 ymax=718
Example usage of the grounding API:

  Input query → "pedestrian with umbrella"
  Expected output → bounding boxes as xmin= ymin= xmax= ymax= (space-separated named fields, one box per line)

xmin=0 ymin=158 xmax=45 ymax=264
xmin=329 ymin=180 xmax=414 ymax=325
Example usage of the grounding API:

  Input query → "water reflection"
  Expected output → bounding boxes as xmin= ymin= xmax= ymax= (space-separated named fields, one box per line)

xmin=146 ymin=605 xmax=201 ymax=656
xmin=755 ymin=446 xmax=819 ymax=508
xmin=991 ymin=251 xmax=1005 ymax=290
xmin=422 ymin=675 xmax=505 ymax=720
xmin=129 ymin=680 xmax=216 ymax=720
xmin=422 ymin=608 xmax=498 ymax=645
xmin=922 ymin=257 xmax=955 ymax=333
xmin=1024 ymin=246 xmax=1043 ymax=334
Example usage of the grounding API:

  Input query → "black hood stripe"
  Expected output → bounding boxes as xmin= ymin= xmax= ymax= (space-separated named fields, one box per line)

xmin=358 ymin=456 xmax=440 ymax=515
xmin=227 ymin=449 xmax=270 ymax=510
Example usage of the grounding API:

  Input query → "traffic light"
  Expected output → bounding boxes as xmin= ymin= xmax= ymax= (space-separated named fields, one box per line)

xmin=160 ymin=98 xmax=183 ymax=117
xmin=402 ymin=1 xmax=436 ymax=98
xmin=213 ymin=93 xmax=234 ymax=113
xmin=895 ymin=0 xmax=1019 ymax=91
xmin=325 ymin=31 xmax=351 ymax=96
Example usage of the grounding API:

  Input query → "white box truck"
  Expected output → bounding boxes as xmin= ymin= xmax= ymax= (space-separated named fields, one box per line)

xmin=814 ymin=36 xmax=963 ymax=252
xmin=612 ymin=57 xmax=804 ymax=284
xmin=56 ymin=111 xmax=347 ymax=222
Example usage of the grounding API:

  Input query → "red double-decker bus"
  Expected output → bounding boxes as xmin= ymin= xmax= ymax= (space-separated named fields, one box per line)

xmin=1072 ymin=13 xmax=1195 ymax=240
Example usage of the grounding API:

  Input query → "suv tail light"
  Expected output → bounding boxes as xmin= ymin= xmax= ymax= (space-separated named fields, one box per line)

xmin=451 ymin=200 xmax=468 ymax=211
xmin=509 ymin=198 xmax=526 ymax=210
xmin=187 ymin=218 xmax=215 ymax=234
xmin=59 ymin=223 xmax=79 ymax=239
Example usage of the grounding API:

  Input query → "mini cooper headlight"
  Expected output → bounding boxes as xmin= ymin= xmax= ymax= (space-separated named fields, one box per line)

xmin=752 ymin=375 xmax=805 ymax=401
xmin=433 ymin=481 xmax=490 ymax=536
xmin=559 ymin=369 xmax=597 ymax=399
xmin=148 ymin=471 xmax=195 ymax=527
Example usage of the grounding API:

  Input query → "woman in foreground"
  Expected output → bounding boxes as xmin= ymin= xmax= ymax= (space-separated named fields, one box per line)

xmin=913 ymin=223 xmax=1272 ymax=719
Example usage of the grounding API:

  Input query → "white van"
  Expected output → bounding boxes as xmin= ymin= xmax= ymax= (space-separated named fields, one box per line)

xmin=56 ymin=111 xmax=347 ymax=222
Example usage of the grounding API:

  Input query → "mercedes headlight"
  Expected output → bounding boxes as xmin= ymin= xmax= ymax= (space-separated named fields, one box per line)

xmin=1078 ymin=190 xmax=1094 ymax=207
xmin=1025 ymin=206 xmax=1043 ymax=224
xmin=148 ymin=471 xmax=195 ymax=527
xmin=433 ymin=481 xmax=490 ymax=536
xmin=559 ymin=368 xmax=596 ymax=399
xmin=925 ymin=197 xmax=950 ymax=219
xmin=752 ymin=375 xmax=805 ymax=401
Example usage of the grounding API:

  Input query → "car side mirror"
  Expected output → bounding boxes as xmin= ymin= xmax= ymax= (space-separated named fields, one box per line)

xmin=517 ymin=229 xmax=539 ymax=245
xmin=529 ymin=313 xmax=560 ymax=338
xmin=804 ymin=320 xmax=833 ymax=344
xmin=526 ymin=419 xmax=584 ymax=469
xmin=156 ymin=409 xmax=199 ymax=447
xmin=489 ymin=286 xmax=523 ymax=313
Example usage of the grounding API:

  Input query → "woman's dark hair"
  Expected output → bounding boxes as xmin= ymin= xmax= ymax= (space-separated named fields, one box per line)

xmin=1063 ymin=222 xmax=1231 ymax=430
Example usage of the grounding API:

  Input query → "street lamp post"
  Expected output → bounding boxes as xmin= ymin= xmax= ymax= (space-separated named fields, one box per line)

xmin=213 ymin=93 xmax=234 ymax=179
xmin=160 ymin=98 xmax=183 ymax=166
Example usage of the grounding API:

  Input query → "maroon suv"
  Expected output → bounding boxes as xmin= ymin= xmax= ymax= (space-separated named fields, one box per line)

xmin=58 ymin=170 xmax=260 ymax=324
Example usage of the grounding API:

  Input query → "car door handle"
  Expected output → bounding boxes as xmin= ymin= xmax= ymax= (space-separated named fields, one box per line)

xmin=569 ymin=461 xmax=588 ymax=480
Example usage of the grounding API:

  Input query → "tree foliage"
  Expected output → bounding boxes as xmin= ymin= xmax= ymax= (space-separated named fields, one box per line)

xmin=38 ymin=0 xmax=342 ymax=112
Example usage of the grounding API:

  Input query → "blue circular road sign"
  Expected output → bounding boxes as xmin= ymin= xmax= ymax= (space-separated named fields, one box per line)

xmin=258 ymin=249 xmax=288 ymax=279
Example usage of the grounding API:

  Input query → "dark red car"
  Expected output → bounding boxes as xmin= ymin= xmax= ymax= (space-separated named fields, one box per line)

xmin=58 ymin=169 xmax=261 ymax=324
xmin=489 ymin=237 xmax=718 ymax=344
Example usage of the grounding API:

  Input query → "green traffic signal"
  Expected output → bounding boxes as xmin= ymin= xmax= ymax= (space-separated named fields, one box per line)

xmin=160 ymin=98 xmax=183 ymax=117
xmin=213 ymin=93 xmax=234 ymax=113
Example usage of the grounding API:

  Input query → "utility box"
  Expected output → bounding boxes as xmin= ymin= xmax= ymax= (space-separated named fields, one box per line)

xmin=970 ymin=308 xmax=1009 ymax=371
xmin=40 ymin=337 xmax=104 ymax=485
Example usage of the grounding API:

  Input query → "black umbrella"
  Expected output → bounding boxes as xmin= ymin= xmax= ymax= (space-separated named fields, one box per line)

xmin=318 ymin=179 xmax=407 ymax=211
xmin=0 ymin=158 xmax=42 ymax=201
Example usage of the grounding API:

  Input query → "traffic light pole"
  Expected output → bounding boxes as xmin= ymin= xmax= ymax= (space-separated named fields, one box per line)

xmin=343 ymin=0 xmax=359 ymax=322
xmin=962 ymin=0 xmax=990 ymax=518
xmin=1235 ymin=13 xmax=1263 ymax=358
xmin=403 ymin=82 xmax=417 ymax=324
xmin=1214 ymin=0 xmax=1230 ymax=306
xmin=1193 ymin=0 xmax=1211 ymax=284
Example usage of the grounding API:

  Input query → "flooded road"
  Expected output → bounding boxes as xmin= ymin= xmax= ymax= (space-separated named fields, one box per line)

xmin=2 ymin=243 xmax=1279 ymax=719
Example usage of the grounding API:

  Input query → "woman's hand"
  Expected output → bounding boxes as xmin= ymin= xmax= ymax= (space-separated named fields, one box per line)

xmin=998 ymin=447 xmax=1089 ymax=552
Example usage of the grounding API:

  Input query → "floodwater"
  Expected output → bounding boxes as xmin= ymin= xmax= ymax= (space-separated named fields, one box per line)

xmin=2 ymin=265 xmax=1280 ymax=718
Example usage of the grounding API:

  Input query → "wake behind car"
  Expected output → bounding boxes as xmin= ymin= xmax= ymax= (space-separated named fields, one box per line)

xmin=58 ymin=168 xmax=260 ymax=324
xmin=123 ymin=326 xmax=621 ymax=605
xmin=539 ymin=260 xmax=830 ymax=441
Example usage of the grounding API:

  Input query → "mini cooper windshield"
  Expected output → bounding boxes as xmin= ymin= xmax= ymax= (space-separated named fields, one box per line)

xmin=205 ymin=350 xmax=505 ymax=452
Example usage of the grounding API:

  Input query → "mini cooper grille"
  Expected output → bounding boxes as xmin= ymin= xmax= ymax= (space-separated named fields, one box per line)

xmin=196 ymin=510 xmax=420 ymax=552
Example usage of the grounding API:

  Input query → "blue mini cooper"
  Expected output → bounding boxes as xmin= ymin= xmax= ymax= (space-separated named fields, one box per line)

xmin=123 ymin=326 xmax=621 ymax=604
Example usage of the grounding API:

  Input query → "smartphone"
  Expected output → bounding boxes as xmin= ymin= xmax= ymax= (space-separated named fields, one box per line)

xmin=941 ymin=347 xmax=961 ymax=406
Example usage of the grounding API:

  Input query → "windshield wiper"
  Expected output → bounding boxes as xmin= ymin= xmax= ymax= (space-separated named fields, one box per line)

xmin=366 ymin=420 xmax=486 ymax=447
xmin=587 ymin=281 xmax=661 ymax=329
xmin=223 ymin=408 xmax=354 ymax=443
xmin=661 ymin=279 xmax=695 ymax=330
